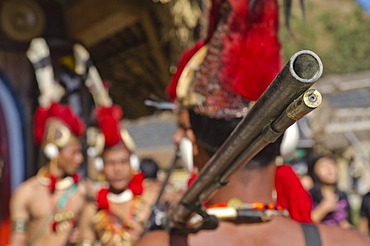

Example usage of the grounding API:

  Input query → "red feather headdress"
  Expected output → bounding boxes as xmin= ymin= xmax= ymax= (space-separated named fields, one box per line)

xmin=95 ymin=105 xmax=124 ymax=147
xmin=34 ymin=102 xmax=85 ymax=145
xmin=167 ymin=0 xmax=281 ymax=103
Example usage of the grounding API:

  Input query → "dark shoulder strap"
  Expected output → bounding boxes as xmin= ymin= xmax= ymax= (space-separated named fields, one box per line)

xmin=169 ymin=234 xmax=189 ymax=246
xmin=300 ymin=223 xmax=322 ymax=246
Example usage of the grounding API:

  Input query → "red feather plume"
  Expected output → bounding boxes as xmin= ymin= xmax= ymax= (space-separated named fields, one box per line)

xmin=34 ymin=102 xmax=85 ymax=145
xmin=95 ymin=105 xmax=123 ymax=147
xmin=167 ymin=0 xmax=281 ymax=102
xmin=220 ymin=0 xmax=281 ymax=101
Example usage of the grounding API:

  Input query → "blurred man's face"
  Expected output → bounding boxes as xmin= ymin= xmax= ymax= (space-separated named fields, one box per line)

xmin=103 ymin=144 xmax=132 ymax=192
xmin=57 ymin=141 xmax=84 ymax=176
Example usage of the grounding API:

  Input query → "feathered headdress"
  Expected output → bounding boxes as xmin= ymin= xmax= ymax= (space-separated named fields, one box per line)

xmin=92 ymin=105 xmax=137 ymax=169
xmin=94 ymin=105 xmax=136 ymax=151
xmin=34 ymin=102 xmax=84 ymax=194
xmin=167 ymin=0 xmax=281 ymax=107
xmin=34 ymin=102 xmax=85 ymax=146
xmin=95 ymin=104 xmax=123 ymax=147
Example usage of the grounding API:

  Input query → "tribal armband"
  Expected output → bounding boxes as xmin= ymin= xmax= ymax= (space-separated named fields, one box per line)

xmin=11 ymin=219 xmax=28 ymax=233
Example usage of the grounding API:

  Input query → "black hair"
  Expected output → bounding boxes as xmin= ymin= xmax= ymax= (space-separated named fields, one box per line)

xmin=140 ymin=158 xmax=159 ymax=179
xmin=246 ymin=134 xmax=284 ymax=169
xmin=189 ymin=110 xmax=241 ymax=156
xmin=189 ymin=110 xmax=283 ymax=169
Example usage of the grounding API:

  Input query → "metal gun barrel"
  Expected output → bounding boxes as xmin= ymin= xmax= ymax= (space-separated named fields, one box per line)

xmin=171 ymin=50 xmax=323 ymax=229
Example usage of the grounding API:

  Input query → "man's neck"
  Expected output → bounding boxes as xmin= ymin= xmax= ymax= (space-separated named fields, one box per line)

xmin=208 ymin=164 xmax=276 ymax=205
xmin=109 ymin=187 xmax=128 ymax=195
xmin=46 ymin=163 xmax=66 ymax=180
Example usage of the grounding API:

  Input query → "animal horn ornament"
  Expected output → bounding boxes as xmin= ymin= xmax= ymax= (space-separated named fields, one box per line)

xmin=169 ymin=50 xmax=324 ymax=232
xmin=26 ymin=38 xmax=65 ymax=107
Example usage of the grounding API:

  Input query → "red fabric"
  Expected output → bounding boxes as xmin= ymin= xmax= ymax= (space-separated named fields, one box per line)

xmin=128 ymin=173 xmax=145 ymax=196
xmin=97 ymin=188 xmax=110 ymax=210
xmin=275 ymin=164 xmax=313 ymax=223
xmin=95 ymin=105 xmax=123 ymax=147
xmin=51 ymin=221 xmax=58 ymax=232
xmin=49 ymin=175 xmax=57 ymax=194
xmin=187 ymin=171 xmax=198 ymax=188
xmin=0 ymin=219 xmax=10 ymax=245
xmin=72 ymin=174 xmax=79 ymax=184
xmin=34 ymin=102 xmax=85 ymax=145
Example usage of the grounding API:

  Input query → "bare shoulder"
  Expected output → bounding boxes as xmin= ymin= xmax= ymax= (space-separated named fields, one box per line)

xmin=10 ymin=176 xmax=41 ymax=219
xmin=190 ymin=218 xmax=304 ymax=246
xmin=11 ymin=176 xmax=39 ymax=200
xmin=137 ymin=219 xmax=302 ymax=246
xmin=141 ymin=180 xmax=161 ymax=203
xmin=76 ymin=178 xmax=93 ymax=198
xmin=318 ymin=224 xmax=370 ymax=245
xmin=84 ymin=201 xmax=97 ymax=213
xmin=136 ymin=231 xmax=170 ymax=246
xmin=80 ymin=201 xmax=98 ymax=222
xmin=143 ymin=180 xmax=161 ymax=193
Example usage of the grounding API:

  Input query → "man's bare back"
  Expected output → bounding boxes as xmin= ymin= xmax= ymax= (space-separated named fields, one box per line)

xmin=10 ymin=175 xmax=88 ymax=246
xmin=136 ymin=216 xmax=370 ymax=246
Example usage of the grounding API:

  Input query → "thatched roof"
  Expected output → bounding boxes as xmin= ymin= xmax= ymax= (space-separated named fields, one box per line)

xmin=65 ymin=0 xmax=202 ymax=119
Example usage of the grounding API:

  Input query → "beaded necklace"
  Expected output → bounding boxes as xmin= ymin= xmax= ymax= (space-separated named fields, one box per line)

xmin=93 ymin=173 xmax=145 ymax=246
xmin=94 ymin=194 xmax=140 ymax=245
xmin=37 ymin=166 xmax=79 ymax=193
xmin=206 ymin=198 xmax=289 ymax=223
xmin=190 ymin=198 xmax=289 ymax=226
xmin=36 ymin=167 xmax=79 ymax=232
xmin=50 ymin=183 xmax=78 ymax=232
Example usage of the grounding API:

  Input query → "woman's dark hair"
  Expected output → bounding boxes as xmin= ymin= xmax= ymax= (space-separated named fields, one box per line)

xmin=307 ymin=153 xmax=336 ymax=183
xmin=140 ymin=158 xmax=159 ymax=179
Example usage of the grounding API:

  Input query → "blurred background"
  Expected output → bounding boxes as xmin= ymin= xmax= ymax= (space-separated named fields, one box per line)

xmin=0 ymin=0 xmax=369 ymax=243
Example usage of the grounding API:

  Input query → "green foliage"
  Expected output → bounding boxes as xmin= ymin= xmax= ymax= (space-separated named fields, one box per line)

xmin=279 ymin=0 xmax=370 ymax=75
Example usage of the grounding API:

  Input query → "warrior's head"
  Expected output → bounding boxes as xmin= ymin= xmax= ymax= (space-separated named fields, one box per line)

xmin=34 ymin=102 xmax=85 ymax=177
xmin=92 ymin=104 xmax=141 ymax=193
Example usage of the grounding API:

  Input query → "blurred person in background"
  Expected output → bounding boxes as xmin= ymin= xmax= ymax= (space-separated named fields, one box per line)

xmin=308 ymin=154 xmax=353 ymax=228
xmin=10 ymin=102 xmax=87 ymax=246
xmin=79 ymin=105 xmax=155 ymax=245
xmin=140 ymin=158 xmax=160 ymax=181
xmin=359 ymin=191 xmax=370 ymax=235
